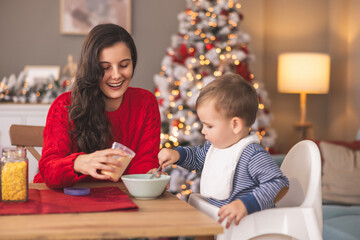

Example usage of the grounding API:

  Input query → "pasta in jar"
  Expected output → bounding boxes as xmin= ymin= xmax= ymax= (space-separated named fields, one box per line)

xmin=1 ymin=148 xmax=28 ymax=202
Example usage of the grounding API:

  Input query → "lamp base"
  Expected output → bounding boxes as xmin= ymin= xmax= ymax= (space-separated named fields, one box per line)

xmin=293 ymin=122 xmax=313 ymax=140
xmin=293 ymin=122 xmax=313 ymax=128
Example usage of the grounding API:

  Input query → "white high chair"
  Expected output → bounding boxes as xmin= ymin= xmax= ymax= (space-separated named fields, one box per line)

xmin=188 ymin=140 xmax=323 ymax=240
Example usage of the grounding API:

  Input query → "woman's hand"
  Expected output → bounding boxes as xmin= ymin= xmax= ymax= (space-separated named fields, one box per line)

xmin=158 ymin=148 xmax=180 ymax=169
xmin=73 ymin=148 xmax=128 ymax=180
xmin=218 ymin=200 xmax=248 ymax=229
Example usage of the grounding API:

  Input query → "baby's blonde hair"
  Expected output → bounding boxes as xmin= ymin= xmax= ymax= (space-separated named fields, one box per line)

xmin=196 ymin=73 xmax=258 ymax=127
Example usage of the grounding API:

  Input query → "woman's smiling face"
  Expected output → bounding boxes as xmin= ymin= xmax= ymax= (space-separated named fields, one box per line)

xmin=99 ymin=42 xmax=133 ymax=111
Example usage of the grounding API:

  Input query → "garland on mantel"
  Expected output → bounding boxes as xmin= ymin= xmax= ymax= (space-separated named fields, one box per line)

xmin=0 ymin=72 xmax=72 ymax=104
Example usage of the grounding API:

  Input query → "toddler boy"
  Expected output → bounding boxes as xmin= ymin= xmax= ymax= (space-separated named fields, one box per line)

xmin=158 ymin=73 xmax=289 ymax=228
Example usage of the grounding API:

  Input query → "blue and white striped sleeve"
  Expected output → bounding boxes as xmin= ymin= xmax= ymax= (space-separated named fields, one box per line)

xmin=248 ymin=149 xmax=289 ymax=210
xmin=174 ymin=141 xmax=211 ymax=172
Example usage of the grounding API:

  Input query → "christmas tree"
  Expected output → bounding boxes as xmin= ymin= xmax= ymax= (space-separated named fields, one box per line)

xmin=154 ymin=0 xmax=276 ymax=200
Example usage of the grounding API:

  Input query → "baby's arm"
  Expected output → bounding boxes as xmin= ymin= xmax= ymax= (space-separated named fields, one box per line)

xmin=158 ymin=148 xmax=180 ymax=168
xmin=249 ymin=151 xmax=289 ymax=210
xmin=218 ymin=200 xmax=248 ymax=229
xmin=159 ymin=142 xmax=211 ymax=172
xmin=216 ymin=145 xmax=289 ymax=228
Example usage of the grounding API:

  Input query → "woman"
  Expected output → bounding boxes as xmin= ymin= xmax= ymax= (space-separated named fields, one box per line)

xmin=34 ymin=24 xmax=161 ymax=188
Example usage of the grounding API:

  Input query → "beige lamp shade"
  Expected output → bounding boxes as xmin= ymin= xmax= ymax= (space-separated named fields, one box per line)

xmin=278 ymin=53 xmax=330 ymax=94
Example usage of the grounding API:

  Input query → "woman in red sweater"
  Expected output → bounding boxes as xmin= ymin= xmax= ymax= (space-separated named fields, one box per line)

xmin=33 ymin=24 xmax=161 ymax=188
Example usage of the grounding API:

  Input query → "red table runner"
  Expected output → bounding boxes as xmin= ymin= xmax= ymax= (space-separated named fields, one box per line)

xmin=0 ymin=187 xmax=138 ymax=215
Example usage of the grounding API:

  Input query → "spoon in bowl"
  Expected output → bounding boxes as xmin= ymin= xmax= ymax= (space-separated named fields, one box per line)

xmin=150 ymin=166 xmax=162 ymax=179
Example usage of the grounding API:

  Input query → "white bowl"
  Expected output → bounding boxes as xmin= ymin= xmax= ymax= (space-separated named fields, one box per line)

xmin=121 ymin=174 xmax=171 ymax=199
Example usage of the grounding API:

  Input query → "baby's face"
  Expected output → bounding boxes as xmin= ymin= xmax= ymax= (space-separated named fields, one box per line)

xmin=197 ymin=101 xmax=238 ymax=149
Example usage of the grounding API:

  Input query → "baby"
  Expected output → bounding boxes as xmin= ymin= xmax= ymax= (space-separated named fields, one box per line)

xmin=158 ymin=73 xmax=289 ymax=228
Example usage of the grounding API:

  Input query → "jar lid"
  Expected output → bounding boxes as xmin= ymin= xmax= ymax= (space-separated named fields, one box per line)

xmin=2 ymin=147 xmax=26 ymax=158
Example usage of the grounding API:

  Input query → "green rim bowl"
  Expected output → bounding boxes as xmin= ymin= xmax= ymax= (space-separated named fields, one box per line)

xmin=121 ymin=174 xmax=171 ymax=199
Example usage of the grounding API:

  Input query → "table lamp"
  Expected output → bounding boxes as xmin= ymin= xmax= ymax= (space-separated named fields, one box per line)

xmin=277 ymin=52 xmax=330 ymax=138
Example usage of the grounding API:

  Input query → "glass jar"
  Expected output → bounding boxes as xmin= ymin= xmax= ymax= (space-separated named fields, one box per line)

xmin=0 ymin=147 xmax=28 ymax=202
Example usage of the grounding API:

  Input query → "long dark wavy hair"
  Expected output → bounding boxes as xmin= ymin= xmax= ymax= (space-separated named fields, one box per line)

xmin=68 ymin=23 xmax=137 ymax=153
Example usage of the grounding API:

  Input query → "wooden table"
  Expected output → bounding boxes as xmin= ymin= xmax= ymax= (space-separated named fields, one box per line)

xmin=0 ymin=182 xmax=223 ymax=240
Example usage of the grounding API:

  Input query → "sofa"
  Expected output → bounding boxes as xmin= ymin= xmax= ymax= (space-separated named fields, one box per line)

xmin=272 ymin=135 xmax=360 ymax=240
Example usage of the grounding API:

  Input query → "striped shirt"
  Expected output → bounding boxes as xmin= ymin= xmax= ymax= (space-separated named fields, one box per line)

xmin=175 ymin=141 xmax=289 ymax=214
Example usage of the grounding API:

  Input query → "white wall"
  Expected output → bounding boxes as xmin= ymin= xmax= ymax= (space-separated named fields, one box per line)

xmin=328 ymin=0 xmax=349 ymax=140
xmin=345 ymin=0 xmax=360 ymax=139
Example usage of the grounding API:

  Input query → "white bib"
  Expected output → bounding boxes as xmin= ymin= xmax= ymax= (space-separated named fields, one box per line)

xmin=200 ymin=134 xmax=260 ymax=200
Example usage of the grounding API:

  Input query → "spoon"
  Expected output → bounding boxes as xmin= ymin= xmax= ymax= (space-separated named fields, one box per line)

xmin=150 ymin=166 xmax=162 ymax=179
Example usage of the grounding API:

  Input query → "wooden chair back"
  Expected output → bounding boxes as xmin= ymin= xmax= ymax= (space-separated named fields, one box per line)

xmin=9 ymin=124 xmax=44 ymax=161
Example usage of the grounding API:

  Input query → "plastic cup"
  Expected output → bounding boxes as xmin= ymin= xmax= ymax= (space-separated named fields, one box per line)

xmin=101 ymin=142 xmax=136 ymax=182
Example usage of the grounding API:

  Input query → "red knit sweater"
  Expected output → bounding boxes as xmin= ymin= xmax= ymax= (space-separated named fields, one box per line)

xmin=33 ymin=87 xmax=161 ymax=188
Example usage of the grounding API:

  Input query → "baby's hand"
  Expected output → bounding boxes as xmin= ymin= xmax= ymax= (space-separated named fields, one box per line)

xmin=218 ymin=200 xmax=248 ymax=229
xmin=147 ymin=168 xmax=169 ymax=190
xmin=158 ymin=148 xmax=180 ymax=168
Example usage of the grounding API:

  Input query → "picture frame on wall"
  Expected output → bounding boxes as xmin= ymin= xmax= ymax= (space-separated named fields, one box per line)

xmin=60 ymin=0 xmax=131 ymax=35
xmin=24 ymin=66 xmax=60 ymax=87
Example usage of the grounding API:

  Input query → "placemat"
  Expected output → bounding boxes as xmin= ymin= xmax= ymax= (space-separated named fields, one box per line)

xmin=0 ymin=187 xmax=138 ymax=215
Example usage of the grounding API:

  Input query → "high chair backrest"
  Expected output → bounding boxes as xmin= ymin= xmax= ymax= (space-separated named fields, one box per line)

xmin=9 ymin=124 xmax=44 ymax=161
xmin=276 ymin=140 xmax=323 ymax=230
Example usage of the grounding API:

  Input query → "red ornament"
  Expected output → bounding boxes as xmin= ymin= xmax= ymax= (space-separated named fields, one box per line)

xmin=242 ymin=45 xmax=249 ymax=54
xmin=180 ymin=44 xmax=188 ymax=57
xmin=159 ymin=98 xmax=164 ymax=106
xmin=235 ymin=62 xmax=251 ymax=81
xmin=172 ymin=119 xmax=181 ymax=127
xmin=61 ymin=79 xmax=68 ymax=88
xmin=221 ymin=9 xmax=228 ymax=16
xmin=172 ymin=43 xmax=196 ymax=64
xmin=174 ymin=91 xmax=182 ymax=101
xmin=206 ymin=44 xmax=214 ymax=50
xmin=268 ymin=147 xmax=276 ymax=154
xmin=238 ymin=13 xmax=244 ymax=21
